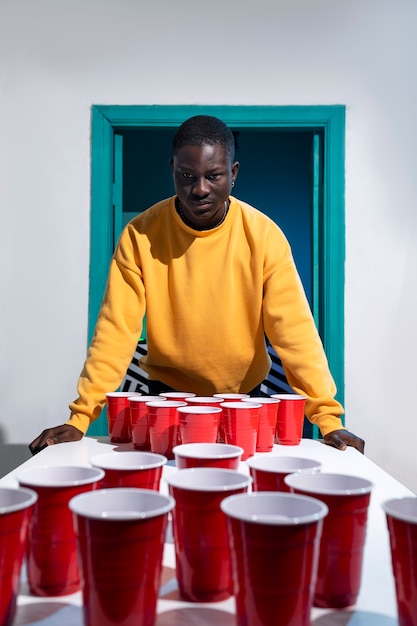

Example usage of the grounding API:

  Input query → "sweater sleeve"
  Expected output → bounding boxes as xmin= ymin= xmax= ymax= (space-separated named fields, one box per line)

xmin=66 ymin=227 xmax=146 ymax=433
xmin=262 ymin=226 xmax=345 ymax=437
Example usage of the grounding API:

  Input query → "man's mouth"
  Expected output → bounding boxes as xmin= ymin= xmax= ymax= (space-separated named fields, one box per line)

xmin=189 ymin=201 xmax=214 ymax=214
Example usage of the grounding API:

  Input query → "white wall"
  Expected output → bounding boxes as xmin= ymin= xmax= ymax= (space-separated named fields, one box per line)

xmin=1 ymin=0 xmax=416 ymax=492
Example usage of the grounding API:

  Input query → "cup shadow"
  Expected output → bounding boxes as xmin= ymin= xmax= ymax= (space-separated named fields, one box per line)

xmin=14 ymin=602 xmax=82 ymax=625
xmin=312 ymin=610 xmax=397 ymax=625
xmin=155 ymin=607 xmax=235 ymax=626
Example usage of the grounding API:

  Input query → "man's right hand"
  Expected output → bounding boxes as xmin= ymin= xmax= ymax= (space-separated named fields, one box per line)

xmin=29 ymin=424 xmax=84 ymax=456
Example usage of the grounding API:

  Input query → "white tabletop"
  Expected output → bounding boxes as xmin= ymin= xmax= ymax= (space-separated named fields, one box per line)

xmin=1 ymin=437 xmax=413 ymax=626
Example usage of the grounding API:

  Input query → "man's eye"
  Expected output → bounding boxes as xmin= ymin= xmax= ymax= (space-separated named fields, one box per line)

xmin=182 ymin=173 xmax=194 ymax=179
xmin=208 ymin=174 xmax=221 ymax=181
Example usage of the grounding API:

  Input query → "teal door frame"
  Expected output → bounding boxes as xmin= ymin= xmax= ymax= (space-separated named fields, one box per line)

xmin=89 ymin=104 xmax=345 ymax=433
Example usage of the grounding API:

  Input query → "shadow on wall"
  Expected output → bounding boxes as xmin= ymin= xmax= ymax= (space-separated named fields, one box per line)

xmin=0 ymin=425 xmax=32 ymax=477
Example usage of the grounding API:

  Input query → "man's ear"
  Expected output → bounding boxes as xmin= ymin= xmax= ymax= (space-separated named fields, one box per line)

xmin=232 ymin=160 xmax=240 ymax=183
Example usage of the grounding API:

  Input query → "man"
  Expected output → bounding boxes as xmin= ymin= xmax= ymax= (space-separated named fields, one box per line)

xmin=30 ymin=115 xmax=364 ymax=454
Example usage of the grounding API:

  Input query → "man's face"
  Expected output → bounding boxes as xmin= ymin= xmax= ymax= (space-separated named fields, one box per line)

xmin=171 ymin=143 xmax=239 ymax=230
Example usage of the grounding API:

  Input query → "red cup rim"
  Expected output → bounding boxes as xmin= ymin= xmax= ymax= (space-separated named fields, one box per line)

xmin=270 ymin=394 xmax=306 ymax=401
xmin=165 ymin=467 xmax=251 ymax=492
xmin=128 ymin=395 xmax=165 ymax=403
xmin=17 ymin=465 xmax=105 ymax=488
xmin=382 ymin=497 xmax=417 ymax=523
xmin=242 ymin=397 xmax=281 ymax=404
xmin=90 ymin=451 xmax=167 ymax=471
xmin=213 ymin=393 xmax=250 ymax=399
xmin=186 ymin=397 xmax=224 ymax=403
xmin=220 ymin=491 xmax=329 ymax=525
xmin=220 ymin=402 xmax=262 ymax=409
xmin=172 ymin=443 xmax=244 ymax=459
xmin=247 ymin=455 xmax=322 ymax=473
xmin=159 ymin=392 xmax=196 ymax=398
xmin=284 ymin=472 xmax=373 ymax=495
xmin=146 ymin=401 xmax=188 ymax=407
xmin=177 ymin=406 xmax=222 ymax=414
xmin=69 ymin=487 xmax=175 ymax=520
xmin=0 ymin=486 xmax=38 ymax=513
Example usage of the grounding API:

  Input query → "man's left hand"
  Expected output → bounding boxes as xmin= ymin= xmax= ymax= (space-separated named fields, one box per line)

xmin=324 ymin=429 xmax=365 ymax=454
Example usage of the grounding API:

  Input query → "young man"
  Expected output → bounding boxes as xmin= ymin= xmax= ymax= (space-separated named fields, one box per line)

xmin=30 ymin=115 xmax=364 ymax=454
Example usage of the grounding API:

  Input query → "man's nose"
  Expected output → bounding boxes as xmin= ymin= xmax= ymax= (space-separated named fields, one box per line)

xmin=192 ymin=177 xmax=210 ymax=195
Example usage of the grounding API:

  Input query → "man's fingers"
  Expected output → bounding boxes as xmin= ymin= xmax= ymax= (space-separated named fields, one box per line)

xmin=29 ymin=424 xmax=83 ymax=456
xmin=323 ymin=429 xmax=365 ymax=454
xmin=29 ymin=441 xmax=48 ymax=456
xmin=324 ymin=433 xmax=347 ymax=451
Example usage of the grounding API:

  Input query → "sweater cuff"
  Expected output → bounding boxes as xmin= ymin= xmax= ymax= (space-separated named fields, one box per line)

xmin=65 ymin=412 xmax=91 ymax=435
xmin=315 ymin=415 xmax=345 ymax=438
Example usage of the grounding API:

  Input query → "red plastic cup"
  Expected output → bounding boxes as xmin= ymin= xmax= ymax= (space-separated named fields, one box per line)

xmin=213 ymin=394 xmax=250 ymax=443
xmin=220 ymin=401 xmax=261 ymax=460
xmin=272 ymin=394 xmax=306 ymax=445
xmin=242 ymin=397 xmax=280 ymax=452
xmin=165 ymin=467 xmax=251 ymax=602
xmin=221 ymin=492 xmax=328 ymax=626
xmin=173 ymin=442 xmax=244 ymax=470
xmin=382 ymin=497 xmax=417 ymax=626
xmin=247 ymin=455 xmax=322 ymax=492
xmin=17 ymin=465 xmax=104 ymax=596
xmin=285 ymin=472 xmax=373 ymax=608
xmin=128 ymin=395 xmax=165 ymax=450
xmin=106 ymin=392 xmax=141 ymax=443
xmin=147 ymin=400 xmax=186 ymax=459
xmin=90 ymin=451 xmax=167 ymax=490
xmin=177 ymin=405 xmax=222 ymax=444
xmin=0 ymin=487 xmax=38 ymax=626
xmin=69 ymin=488 xmax=175 ymax=626
xmin=186 ymin=398 xmax=225 ymax=441
xmin=159 ymin=391 xmax=196 ymax=401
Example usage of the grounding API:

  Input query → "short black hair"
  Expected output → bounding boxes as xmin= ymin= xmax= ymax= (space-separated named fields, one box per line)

xmin=172 ymin=115 xmax=236 ymax=161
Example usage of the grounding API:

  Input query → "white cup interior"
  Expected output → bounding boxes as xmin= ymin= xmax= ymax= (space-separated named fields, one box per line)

xmin=270 ymin=394 xmax=306 ymax=401
xmin=242 ymin=397 xmax=281 ymax=405
xmin=220 ymin=491 xmax=329 ymax=525
xmin=284 ymin=472 xmax=373 ymax=495
xmin=146 ymin=401 xmax=187 ymax=408
xmin=382 ymin=497 xmax=417 ymax=524
xmin=165 ymin=467 xmax=251 ymax=491
xmin=220 ymin=401 xmax=262 ymax=409
xmin=0 ymin=486 xmax=38 ymax=513
xmin=128 ymin=395 xmax=165 ymax=403
xmin=172 ymin=442 xmax=244 ymax=459
xmin=177 ymin=406 xmax=222 ymax=415
xmin=213 ymin=393 xmax=250 ymax=399
xmin=247 ymin=456 xmax=322 ymax=474
xmin=90 ymin=451 xmax=167 ymax=471
xmin=186 ymin=397 xmax=223 ymax=404
xmin=159 ymin=392 xmax=196 ymax=398
xmin=17 ymin=465 xmax=105 ymax=488
xmin=69 ymin=488 xmax=175 ymax=520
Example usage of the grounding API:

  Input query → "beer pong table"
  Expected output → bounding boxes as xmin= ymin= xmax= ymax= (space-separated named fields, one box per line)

xmin=1 ymin=437 xmax=414 ymax=625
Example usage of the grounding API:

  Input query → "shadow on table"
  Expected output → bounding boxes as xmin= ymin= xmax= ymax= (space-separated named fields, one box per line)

xmin=313 ymin=610 xmax=397 ymax=625
xmin=0 ymin=441 xmax=32 ymax=477
xmin=14 ymin=602 xmax=82 ymax=625
xmin=156 ymin=607 xmax=235 ymax=626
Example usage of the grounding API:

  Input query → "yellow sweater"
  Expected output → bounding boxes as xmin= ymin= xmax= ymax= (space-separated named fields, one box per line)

xmin=68 ymin=196 xmax=344 ymax=436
